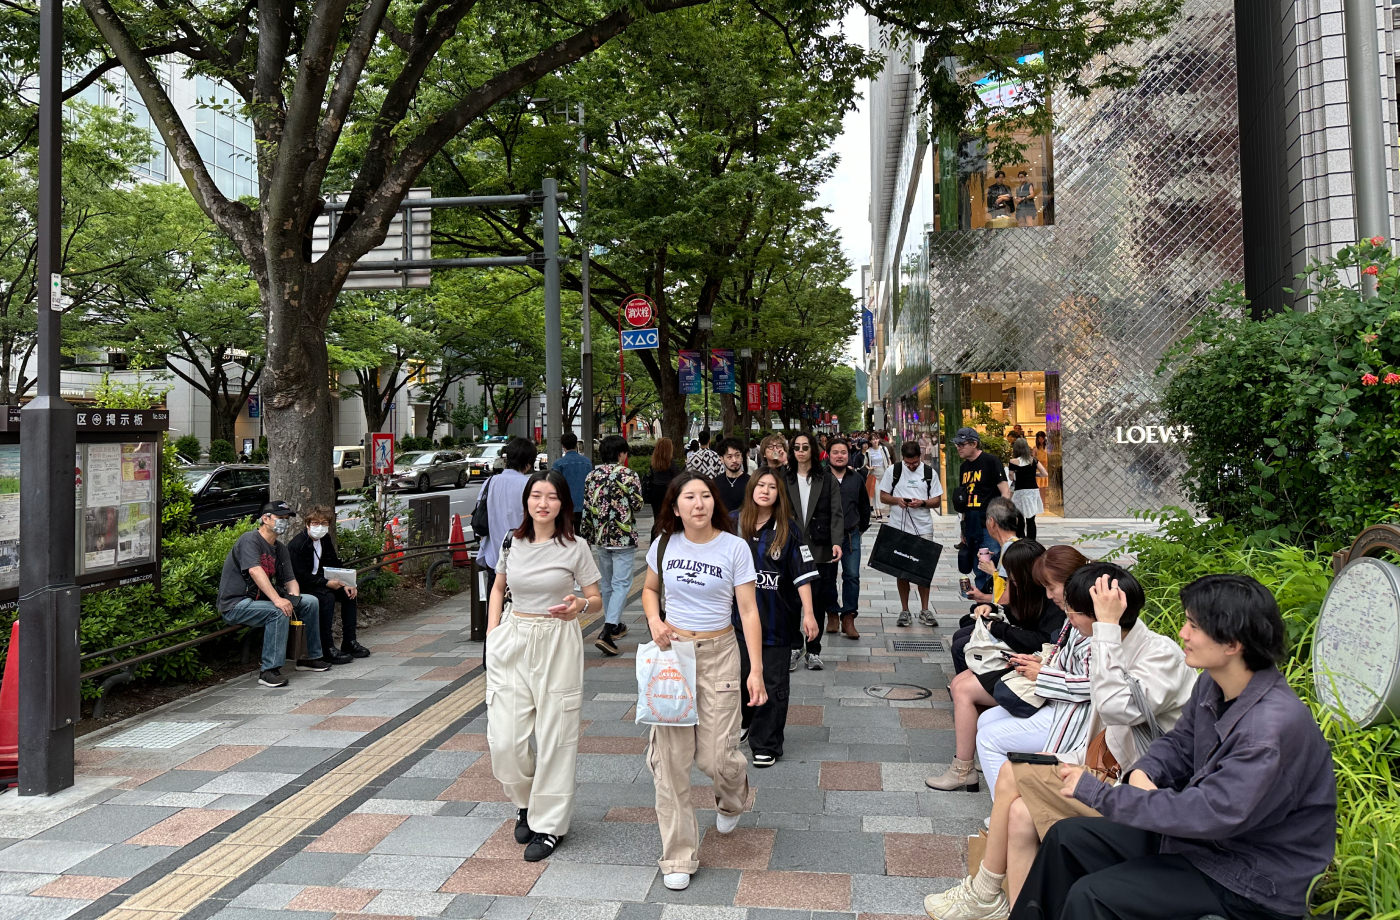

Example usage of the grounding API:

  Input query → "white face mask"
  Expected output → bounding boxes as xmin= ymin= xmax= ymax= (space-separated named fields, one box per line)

xmin=308 ymin=524 xmax=329 ymax=540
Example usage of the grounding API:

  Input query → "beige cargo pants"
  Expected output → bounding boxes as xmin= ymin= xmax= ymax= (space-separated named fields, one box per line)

xmin=485 ymin=613 xmax=584 ymax=836
xmin=646 ymin=629 xmax=751 ymax=874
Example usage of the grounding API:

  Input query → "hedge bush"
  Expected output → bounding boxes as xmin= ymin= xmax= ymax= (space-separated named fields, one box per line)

xmin=173 ymin=434 xmax=202 ymax=461
xmin=208 ymin=439 xmax=237 ymax=463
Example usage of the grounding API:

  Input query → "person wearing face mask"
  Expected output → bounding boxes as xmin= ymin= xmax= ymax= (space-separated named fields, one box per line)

xmin=216 ymin=501 xmax=331 ymax=688
xmin=289 ymin=505 xmax=370 ymax=664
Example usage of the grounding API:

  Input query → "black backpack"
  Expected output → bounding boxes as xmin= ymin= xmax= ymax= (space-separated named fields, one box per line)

xmin=470 ymin=476 xmax=492 ymax=542
xmin=892 ymin=461 xmax=935 ymax=496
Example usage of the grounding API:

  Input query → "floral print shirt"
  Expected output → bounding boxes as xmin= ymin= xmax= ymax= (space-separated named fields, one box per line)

xmin=580 ymin=462 xmax=644 ymax=548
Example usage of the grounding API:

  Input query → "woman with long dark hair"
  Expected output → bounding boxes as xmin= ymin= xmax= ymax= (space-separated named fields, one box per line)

xmin=927 ymin=540 xmax=1066 ymax=793
xmin=485 ymin=470 xmax=603 ymax=862
xmin=734 ymin=468 xmax=819 ymax=767
xmin=784 ymin=431 xmax=842 ymax=670
xmin=644 ymin=437 xmax=684 ymax=541
xmin=643 ymin=471 xmax=766 ymax=891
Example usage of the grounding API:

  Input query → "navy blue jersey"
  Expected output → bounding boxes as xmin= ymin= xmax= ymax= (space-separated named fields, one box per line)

xmin=731 ymin=515 xmax=819 ymax=646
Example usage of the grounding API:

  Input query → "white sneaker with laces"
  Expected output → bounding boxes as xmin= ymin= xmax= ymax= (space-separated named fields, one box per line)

xmin=663 ymin=872 xmax=691 ymax=890
xmin=896 ymin=610 xmax=912 ymax=627
xmin=789 ymin=648 xmax=804 ymax=671
xmin=805 ymin=653 xmax=824 ymax=670
xmin=919 ymin=609 xmax=938 ymax=626
xmin=924 ymin=876 xmax=1009 ymax=920
xmin=715 ymin=811 xmax=741 ymax=834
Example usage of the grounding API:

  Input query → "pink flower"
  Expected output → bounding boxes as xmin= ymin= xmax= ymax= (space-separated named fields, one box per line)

xmin=1372 ymin=236 xmax=1386 ymax=246
xmin=1364 ymin=333 xmax=1379 ymax=343
xmin=1363 ymin=264 xmax=1379 ymax=276
xmin=1385 ymin=373 xmax=1400 ymax=385
xmin=1362 ymin=373 xmax=1380 ymax=385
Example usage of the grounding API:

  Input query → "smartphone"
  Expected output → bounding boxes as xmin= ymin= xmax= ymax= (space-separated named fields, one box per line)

xmin=547 ymin=603 xmax=569 ymax=614
xmin=1007 ymin=751 xmax=1060 ymax=766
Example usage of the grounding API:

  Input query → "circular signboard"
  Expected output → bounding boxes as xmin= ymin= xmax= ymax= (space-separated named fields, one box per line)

xmin=1313 ymin=556 xmax=1400 ymax=728
xmin=623 ymin=295 xmax=654 ymax=327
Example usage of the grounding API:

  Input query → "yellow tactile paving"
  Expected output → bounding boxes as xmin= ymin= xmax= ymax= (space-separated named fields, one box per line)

xmin=95 ymin=671 xmax=488 ymax=920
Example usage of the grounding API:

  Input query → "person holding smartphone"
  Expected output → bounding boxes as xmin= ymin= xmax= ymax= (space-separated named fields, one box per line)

xmin=486 ymin=471 xmax=604 ymax=863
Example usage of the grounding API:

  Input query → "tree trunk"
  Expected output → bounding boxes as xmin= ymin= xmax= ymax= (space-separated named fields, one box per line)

xmin=262 ymin=277 xmax=336 ymax=515
xmin=720 ymin=393 xmax=737 ymax=437
xmin=210 ymin=392 xmax=241 ymax=444
xmin=360 ymin=368 xmax=389 ymax=433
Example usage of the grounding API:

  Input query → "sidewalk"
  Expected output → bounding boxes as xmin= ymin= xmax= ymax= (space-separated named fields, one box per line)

xmin=0 ymin=517 xmax=1154 ymax=920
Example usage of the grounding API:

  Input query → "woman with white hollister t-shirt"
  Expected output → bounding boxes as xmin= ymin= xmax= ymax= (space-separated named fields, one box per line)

xmin=486 ymin=470 xmax=603 ymax=863
xmin=643 ymin=471 xmax=767 ymax=892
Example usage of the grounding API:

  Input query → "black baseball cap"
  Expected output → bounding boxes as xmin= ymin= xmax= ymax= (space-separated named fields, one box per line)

xmin=953 ymin=427 xmax=982 ymax=446
xmin=259 ymin=500 xmax=297 ymax=517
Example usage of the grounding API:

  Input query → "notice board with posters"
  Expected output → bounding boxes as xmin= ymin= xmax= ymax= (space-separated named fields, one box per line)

xmin=0 ymin=406 xmax=169 ymax=610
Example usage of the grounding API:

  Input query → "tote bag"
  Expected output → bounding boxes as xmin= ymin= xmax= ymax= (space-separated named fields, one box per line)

xmin=868 ymin=524 xmax=942 ymax=587
xmin=635 ymin=640 xmax=699 ymax=726
xmin=965 ymin=616 xmax=1014 ymax=676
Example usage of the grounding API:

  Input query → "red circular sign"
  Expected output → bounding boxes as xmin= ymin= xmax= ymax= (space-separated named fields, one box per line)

xmin=623 ymin=295 xmax=654 ymax=327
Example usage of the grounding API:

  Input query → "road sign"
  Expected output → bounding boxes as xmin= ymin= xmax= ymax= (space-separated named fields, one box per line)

xmin=371 ymin=433 xmax=394 ymax=475
xmin=623 ymin=295 xmax=654 ymax=327
xmin=621 ymin=328 xmax=660 ymax=351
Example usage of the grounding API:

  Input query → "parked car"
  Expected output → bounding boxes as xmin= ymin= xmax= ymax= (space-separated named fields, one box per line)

xmin=486 ymin=447 xmax=550 ymax=473
xmin=333 ymin=445 xmax=367 ymax=493
xmin=181 ymin=464 xmax=270 ymax=529
xmin=387 ymin=450 xmax=468 ymax=491
xmin=461 ymin=443 xmax=506 ymax=479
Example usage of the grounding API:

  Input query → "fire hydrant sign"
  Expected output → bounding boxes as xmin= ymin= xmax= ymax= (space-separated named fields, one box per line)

xmin=623 ymin=295 xmax=654 ymax=327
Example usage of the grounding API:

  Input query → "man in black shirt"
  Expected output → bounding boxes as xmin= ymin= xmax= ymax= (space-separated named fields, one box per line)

xmin=826 ymin=438 xmax=870 ymax=638
xmin=951 ymin=428 xmax=1009 ymax=598
xmin=714 ymin=437 xmax=750 ymax=513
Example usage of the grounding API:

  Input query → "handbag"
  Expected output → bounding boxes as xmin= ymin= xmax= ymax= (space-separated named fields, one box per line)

xmin=286 ymin=616 xmax=309 ymax=661
xmin=868 ymin=523 xmax=942 ymax=587
xmin=965 ymin=615 xmax=1014 ymax=676
xmin=1085 ymin=730 xmax=1121 ymax=782
xmin=992 ymin=639 xmax=1057 ymax=717
xmin=470 ymin=475 xmax=492 ymax=543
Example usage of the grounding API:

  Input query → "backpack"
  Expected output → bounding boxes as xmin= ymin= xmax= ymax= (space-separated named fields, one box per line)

xmin=892 ymin=462 xmax=935 ymax=496
xmin=470 ymin=476 xmax=492 ymax=542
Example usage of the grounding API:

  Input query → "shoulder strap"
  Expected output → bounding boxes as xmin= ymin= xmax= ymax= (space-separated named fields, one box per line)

xmin=499 ymin=533 xmax=513 ymax=601
xmin=892 ymin=463 xmax=902 ymax=488
xmin=923 ymin=463 xmax=934 ymax=495
xmin=656 ymin=532 xmax=671 ymax=610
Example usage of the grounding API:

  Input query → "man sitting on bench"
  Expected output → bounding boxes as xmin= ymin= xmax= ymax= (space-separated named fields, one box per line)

xmin=217 ymin=500 xmax=331 ymax=688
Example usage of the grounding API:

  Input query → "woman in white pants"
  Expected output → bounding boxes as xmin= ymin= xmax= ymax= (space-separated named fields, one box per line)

xmin=487 ymin=470 xmax=603 ymax=862
xmin=643 ymin=471 xmax=767 ymax=892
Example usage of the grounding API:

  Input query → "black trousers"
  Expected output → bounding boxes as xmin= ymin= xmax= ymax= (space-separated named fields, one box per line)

xmin=793 ymin=559 xmax=838 ymax=655
xmin=950 ymin=623 xmax=974 ymax=674
xmin=1012 ymin=817 xmax=1292 ymax=920
xmin=310 ymin=585 xmax=359 ymax=653
xmin=738 ymin=642 xmax=792 ymax=758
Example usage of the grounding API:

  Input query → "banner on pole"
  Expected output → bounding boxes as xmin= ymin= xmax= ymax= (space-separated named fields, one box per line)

xmin=746 ymin=383 xmax=761 ymax=412
xmin=766 ymin=381 xmax=783 ymax=411
xmin=678 ymin=350 xmax=703 ymax=395
xmin=708 ymin=349 xmax=735 ymax=394
xmin=862 ymin=308 xmax=875 ymax=354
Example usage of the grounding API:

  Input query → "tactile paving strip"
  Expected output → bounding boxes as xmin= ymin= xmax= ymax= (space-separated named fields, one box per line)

xmin=95 ymin=721 xmax=224 ymax=750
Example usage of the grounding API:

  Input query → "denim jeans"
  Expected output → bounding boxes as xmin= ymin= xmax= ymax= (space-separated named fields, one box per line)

xmin=223 ymin=594 xmax=322 ymax=671
xmin=593 ymin=545 xmax=635 ymax=626
xmin=959 ymin=510 xmax=1001 ymax=594
xmin=839 ymin=529 xmax=862 ymax=616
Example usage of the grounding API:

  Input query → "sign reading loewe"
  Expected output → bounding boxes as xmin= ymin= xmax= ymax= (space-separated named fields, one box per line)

xmin=1113 ymin=424 xmax=1193 ymax=444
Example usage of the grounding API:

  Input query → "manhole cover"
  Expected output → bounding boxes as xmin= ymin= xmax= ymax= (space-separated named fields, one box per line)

xmin=891 ymin=639 xmax=942 ymax=652
xmin=96 ymin=720 xmax=223 ymax=749
xmin=865 ymin=683 xmax=933 ymax=701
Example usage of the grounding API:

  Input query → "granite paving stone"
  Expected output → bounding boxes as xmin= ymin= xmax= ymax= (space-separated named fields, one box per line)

xmin=207 ymin=909 xmax=335 ymax=920
xmin=694 ymin=827 xmax=775 ymax=870
xmin=36 ymin=805 xmax=178 ymax=843
xmin=125 ymin=808 xmax=238 ymax=846
xmin=64 ymin=843 xmax=177 ymax=878
xmin=0 ymin=840 xmax=110 ymax=874
xmin=643 ymin=868 xmax=742 ymax=906
xmin=849 ymin=872 xmax=956 ymax=915
xmin=260 ymin=852 xmax=370 ymax=886
xmin=403 ymin=751 xmax=483 ymax=778
xmin=438 ymin=858 xmax=546 ymax=897
xmin=338 ymin=854 xmax=465 ymax=890
xmin=657 ymin=907 xmax=746 ymax=920
xmin=193 ymin=771 xmax=301 ymax=796
xmin=768 ymin=830 xmax=887 ymax=875
xmin=882 ymin=833 xmax=965 ymax=879
xmin=228 ymin=882 xmax=305 ymax=909
xmin=734 ymin=870 xmax=852 ymax=912
xmin=0 ymin=873 xmax=60 ymax=895
xmin=0 ymin=893 xmax=86 ymax=920
xmin=530 ymin=862 xmax=658 ymax=902
xmin=136 ymin=769 xmax=226 ymax=791
xmin=440 ymin=893 xmax=497 ymax=918
xmin=362 ymin=888 xmax=458 ymax=915
xmin=307 ymin=814 xmax=408 ymax=853
xmin=370 ymin=816 xmax=500 ymax=858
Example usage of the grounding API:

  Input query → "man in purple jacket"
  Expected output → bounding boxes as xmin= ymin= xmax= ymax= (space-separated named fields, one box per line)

xmin=1011 ymin=574 xmax=1336 ymax=920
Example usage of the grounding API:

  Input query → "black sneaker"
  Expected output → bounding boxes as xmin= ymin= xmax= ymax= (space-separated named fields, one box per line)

xmin=258 ymin=668 xmax=288 ymax=688
xmin=611 ymin=623 xmax=628 ymax=639
xmin=327 ymin=650 xmax=354 ymax=665
xmin=344 ymin=641 xmax=372 ymax=658
xmin=523 ymin=832 xmax=560 ymax=861
xmin=295 ymin=658 xmax=332 ymax=672
xmin=514 ymin=808 xmax=532 ymax=844
xmin=594 ymin=625 xmax=620 ymax=657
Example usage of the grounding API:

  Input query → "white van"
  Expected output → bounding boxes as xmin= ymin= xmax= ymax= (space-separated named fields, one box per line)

xmin=333 ymin=445 xmax=367 ymax=493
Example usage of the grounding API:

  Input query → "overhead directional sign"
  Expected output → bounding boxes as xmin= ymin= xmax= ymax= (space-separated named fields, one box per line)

xmin=621 ymin=327 xmax=660 ymax=351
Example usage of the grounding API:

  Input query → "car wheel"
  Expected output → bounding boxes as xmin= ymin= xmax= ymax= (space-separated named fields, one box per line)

xmin=456 ymin=471 xmax=466 ymax=488
xmin=417 ymin=474 xmax=430 ymax=492
xmin=334 ymin=478 xmax=341 ymax=493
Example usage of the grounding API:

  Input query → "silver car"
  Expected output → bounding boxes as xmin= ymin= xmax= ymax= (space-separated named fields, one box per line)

xmin=387 ymin=450 xmax=468 ymax=491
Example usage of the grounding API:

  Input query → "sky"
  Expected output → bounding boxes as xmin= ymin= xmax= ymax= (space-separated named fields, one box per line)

xmin=813 ymin=8 xmax=874 ymax=364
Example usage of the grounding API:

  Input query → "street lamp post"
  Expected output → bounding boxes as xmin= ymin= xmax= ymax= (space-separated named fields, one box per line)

xmin=18 ymin=0 xmax=80 ymax=795
xmin=576 ymin=103 xmax=594 ymax=458
xmin=697 ymin=314 xmax=712 ymax=433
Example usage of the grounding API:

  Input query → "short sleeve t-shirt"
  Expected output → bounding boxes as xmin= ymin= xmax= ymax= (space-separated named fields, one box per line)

xmin=498 ymin=534 xmax=602 ymax=614
xmin=218 ymin=530 xmax=293 ymax=613
xmin=957 ymin=451 xmax=1007 ymax=511
xmin=878 ymin=462 xmax=943 ymax=535
xmin=647 ymin=530 xmax=756 ymax=632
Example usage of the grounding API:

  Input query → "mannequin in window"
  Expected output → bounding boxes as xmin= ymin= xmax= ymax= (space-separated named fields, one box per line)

xmin=986 ymin=170 xmax=1013 ymax=219
xmin=1015 ymin=169 xmax=1039 ymax=226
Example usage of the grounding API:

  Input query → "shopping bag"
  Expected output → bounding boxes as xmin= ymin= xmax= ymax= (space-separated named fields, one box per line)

xmin=965 ymin=616 xmax=1014 ymax=676
xmin=868 ymin=524 xmax=942 ymax=587
xmin=286 ymin=618 xmax=309 ymax=661
xmin=635 ymin=640 xmax=698 ymax=726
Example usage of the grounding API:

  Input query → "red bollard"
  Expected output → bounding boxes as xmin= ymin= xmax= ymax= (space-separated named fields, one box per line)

xmin=0 ymin=620 xmax=19 ymax=784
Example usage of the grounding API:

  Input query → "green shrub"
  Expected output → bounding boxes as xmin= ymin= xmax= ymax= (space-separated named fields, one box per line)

xmin=208 ymin=439 xmax=237 ymax=463
xmin=173 ymin=434 xmax=202 ymax=461
xmin=627 ymin=441 xmax=656 ymax=457
xmin=160 ymin=439 xmax=196 ymax=538
xmin=439 ymin=435 xmax=456 ymax=448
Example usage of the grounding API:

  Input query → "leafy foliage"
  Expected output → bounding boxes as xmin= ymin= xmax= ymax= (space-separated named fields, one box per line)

xmin=208 ymin=439 xmax=237 ymax=463
xmin=173 ymin=434 xmax=202 ymax=462
xmin=1160 ymin=242 xmax=1400 ymax=544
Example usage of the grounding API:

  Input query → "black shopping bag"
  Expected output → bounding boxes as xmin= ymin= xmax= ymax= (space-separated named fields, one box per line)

xmin=868 ymin=524 xmax=942 ymax=587
xmin=286 ymin=618 xmax=309 ymax=661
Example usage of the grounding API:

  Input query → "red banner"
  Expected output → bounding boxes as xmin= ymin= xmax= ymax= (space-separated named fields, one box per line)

xmin=746 ymin=383 xmax=762 ymax=412
xmin=766 ymin=381 xmax=783 ymax=411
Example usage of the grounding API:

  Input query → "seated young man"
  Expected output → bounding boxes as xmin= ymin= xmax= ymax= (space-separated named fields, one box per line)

xmin=1011 ymin=574 xmax=1337 ymax=920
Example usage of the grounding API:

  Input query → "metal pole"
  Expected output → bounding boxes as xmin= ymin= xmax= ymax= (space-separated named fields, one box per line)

xmin=578 ymin=103 xmax=594 ymax=458
xmin=1345 ymin=0 xmax=1391 ymax=294
xmin=19 ymin=0 xmax=79 ymax=796
xmin=702 ymin=346 xmax=709 ymax=433
xmin=542 ymin=179 xmax=563 ymax=463
xmin=618 ymin=308 xmax=627 ymax=435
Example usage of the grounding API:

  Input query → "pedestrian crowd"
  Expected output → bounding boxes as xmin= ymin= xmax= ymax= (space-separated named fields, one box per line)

xmin=217 ymin=428 xmax=1338 ymax=920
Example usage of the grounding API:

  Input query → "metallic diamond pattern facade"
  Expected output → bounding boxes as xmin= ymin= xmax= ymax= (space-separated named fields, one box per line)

xmin=881 ymin=0 xmax=1243 ymax=517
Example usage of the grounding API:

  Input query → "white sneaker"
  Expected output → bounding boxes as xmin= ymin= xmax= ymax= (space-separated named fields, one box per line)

xmin=918 ymin=609 xmax=938 ymax=626
xmin=715 ymin=811 xmax=741 ymax=834
xmin=663 ymin=872 xmax=691 ymax=890
xmin=805 ymin=653 xmax=824 ymax=671
xmin=924 ymin=876 xmax=1009 ymax=920
xmin=789 ymin=648 xmax=804 ymax=671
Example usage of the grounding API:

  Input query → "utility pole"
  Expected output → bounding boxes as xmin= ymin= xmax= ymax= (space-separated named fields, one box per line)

xmin=577 ymin=103 xmax=594 ymax=458
xmin=1344 ymin=0 xmax=1391 ymax=294
xmin=542 ymin=179 xmax=563 ymax=463
xmin=19 ymin=0 xmax=80 ymax=795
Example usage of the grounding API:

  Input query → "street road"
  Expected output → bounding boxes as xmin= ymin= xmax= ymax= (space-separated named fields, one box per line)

xmin=334 ymin=479 xmax=486 ymax=531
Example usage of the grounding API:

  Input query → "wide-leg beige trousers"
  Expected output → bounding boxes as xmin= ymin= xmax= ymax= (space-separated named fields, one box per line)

xmin=485 ymin=613 xmax=584 ymax=836
xmin=646 ymin=630 xmax=751 ymax=874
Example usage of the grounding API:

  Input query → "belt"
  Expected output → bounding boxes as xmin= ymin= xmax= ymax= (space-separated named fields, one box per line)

xmin=669 ymin=625 xmax=733 ymax=640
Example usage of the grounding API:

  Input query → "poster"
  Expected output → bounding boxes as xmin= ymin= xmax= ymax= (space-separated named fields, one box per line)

xmin=678 ymin=351 xmax=703 ymax=395
xmin=708 ymin=349 xmax=735 ymax=394
xmin=766 ymin=381 xmax=783 ymax=411
xmin=83 ymin=505 xmax=120 ymax=570
xmin=121 ymin=442 xmax=155 ymax=502
xmin=86 ymin=443 xmax=122 ymax=507
xmin=117 ymin=502 xmax=153 ymax=563
xmin=746 ymin=383 xmax=762 ymax=412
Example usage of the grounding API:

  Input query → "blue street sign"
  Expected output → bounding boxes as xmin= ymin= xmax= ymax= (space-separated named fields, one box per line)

xmin=621 ymin=328 xmax=660 ymax=351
